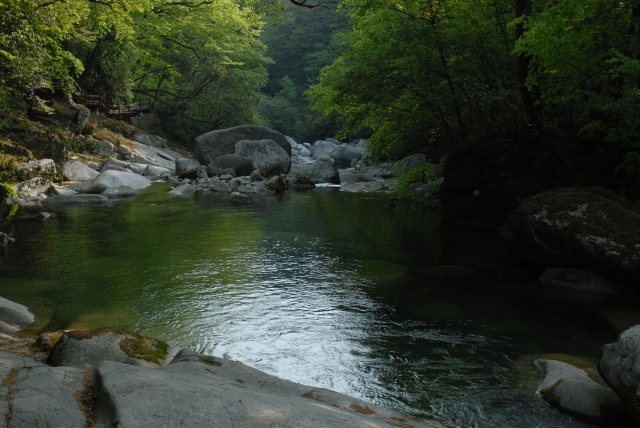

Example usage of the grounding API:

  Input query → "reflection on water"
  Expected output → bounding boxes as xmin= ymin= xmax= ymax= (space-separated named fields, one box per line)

xmin=0 ymin=184 xmax=624 ymax=427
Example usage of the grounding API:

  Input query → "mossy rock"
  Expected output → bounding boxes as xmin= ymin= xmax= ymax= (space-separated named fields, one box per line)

xmin=48 ymin=327 xmax=172 ymax=369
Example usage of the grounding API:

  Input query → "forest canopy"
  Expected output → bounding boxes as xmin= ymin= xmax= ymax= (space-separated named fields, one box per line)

xmin=1 ymin=0 xmax=639 ymax=177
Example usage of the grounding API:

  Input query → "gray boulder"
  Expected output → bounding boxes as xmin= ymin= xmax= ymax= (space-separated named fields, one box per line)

xmin=356 ymin=165 xmax=393 ymax=182
xmin=332 ymin=144 xmax=365 ymax=168
xmin=0 ymin=351 xmax=88 ymax=428
xmin=599 ymin=325 xmax=640 ymax=425
xmin=175 ymin=158 xmax=203 ymax=179
xmin=127 ymin=163 xmax=148 ymax=175
xmin=75 ymin=107 xmax=90 ymax=130
xmin=339 ymin=168 xmax=358 ymax=185
xmin=504 ymin=188 xmax=640 ymax=287
xmin=48 ymin=328 xmax=174 ymax=370
xmin=0 ymin=296 xmax=34 ymax=334
xmin=235 ymin=139 xmax=291 ymax=176
xmin=207 ymin=154 xmax=254 ymax=177
xmin=143 ymin=165 xmax=171 ymax=179
xmin=15 ymin=177 xmax=51 ymax=198
xmin=63 ymin=160 xmax=101 ymax=181
xmin=49 ymin=184 xmax=77 ymax=196
xmin=91 ymin=350 xmax=438 ymax=428
xmin=536 ymin=359 xmax=629 ymax=427
xmin=80 ymin=170 xmax=152 ymax=194
xmin=101 ymin=157 xmax=128 ymax=172
xmin=311 ymin=140 xmax=338 ymax=158
xmin=210 ymin=180 xmax=230 ymax=192
xmin=392 ymin=154 xmax=427 ymax=176
xmin=102 ymin=186 xmax=138 ymax=199
xmin=91 ymin=140 xmax=115 ymax=156
xmin=288 ymin=156 xmax=339 ymax=184
xmin=194 ymin=125 xmax=292 ymax=165
xmin=42 ymin=194 xmax=110 ymax=208
xmin=17 ymin=159 xmax=56 ymax=177
xmin=129 ymin=144 xmax=176 ymax=172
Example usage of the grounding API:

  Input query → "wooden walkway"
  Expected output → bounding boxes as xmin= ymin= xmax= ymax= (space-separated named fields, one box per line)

xmin=52 ymin=80 xmax=152 ymax=118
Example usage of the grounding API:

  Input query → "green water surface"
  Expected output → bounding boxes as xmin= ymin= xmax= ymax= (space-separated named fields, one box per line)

xmin=0 ymin=184 xmax=630 ymax=427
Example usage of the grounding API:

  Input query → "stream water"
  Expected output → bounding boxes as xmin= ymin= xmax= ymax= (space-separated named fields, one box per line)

xmin=0 ymin=183 xmax=631 ymax=427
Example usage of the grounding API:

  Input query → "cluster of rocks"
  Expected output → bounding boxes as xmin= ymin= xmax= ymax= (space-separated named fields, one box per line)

xmin=1 ymin=124 xmax=447 ymax=249
xmin=0 ymin=298 xmax=441 ymax=428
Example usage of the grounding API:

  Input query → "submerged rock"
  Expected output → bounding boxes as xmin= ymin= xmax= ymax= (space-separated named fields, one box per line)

xmin=536 ymin=359 xmax=629 ymax=427
xmin=42 ymin=194 xmax=110 ymax=208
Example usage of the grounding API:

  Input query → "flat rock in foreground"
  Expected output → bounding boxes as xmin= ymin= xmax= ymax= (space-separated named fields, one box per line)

xmin=93 ymin=350 xmax=442 ymax=428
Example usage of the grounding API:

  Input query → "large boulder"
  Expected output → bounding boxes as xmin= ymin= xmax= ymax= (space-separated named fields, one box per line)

xmin=194 ymin=125 xmax=291 ymax=165
xmin=331 ymin=144 xmax=364 ymax=168
xmin=79 ymin=170 xmax=152 ymax=194
xmin=391 ymin=154 xmax=427 ymax=176
xmin=17 ymin=159 xmax=56 ymax=178
xmin=129 ymin=144 xmax=177 ymax=173
xmin=235 ymin=139 xmax=291 ymax=176
xmin=504 ymin=188 xmax=640 ymax=286
xmin=207 ymin=154 xmax=254 ymax=177
xmin=15 ymin=177 xmax=51 ymax=198
xmin=63 ymin=160 xmax=101 ymax=181
xmin=311 ymin=140 xmax=338 ymax=158
xmin=288 ymin=156 xmax=339 ymax=184
xmin=90 ymin=350 xmax=440 ymax=428
xmin=48 ymin=328 xmax=174 ymax=369
xmin=175 ymin=158 xmax=203 ymax=179
xmin=599 ymin=325 xmax=640 ymax=425
xmin=536 ymin=359 xmax=629 ymax=427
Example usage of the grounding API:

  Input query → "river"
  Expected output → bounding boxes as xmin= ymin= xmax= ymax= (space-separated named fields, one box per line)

xmin=0 ymin=183 xmax=624 ymax=427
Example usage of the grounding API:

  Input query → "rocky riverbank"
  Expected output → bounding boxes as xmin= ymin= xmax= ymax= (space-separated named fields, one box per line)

xmin=0 ymin=297 xmax=443 ymax=428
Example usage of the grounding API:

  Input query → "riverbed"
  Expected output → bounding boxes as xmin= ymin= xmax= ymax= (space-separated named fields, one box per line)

xmin=0 ymin=183 xmax=625 ymax=427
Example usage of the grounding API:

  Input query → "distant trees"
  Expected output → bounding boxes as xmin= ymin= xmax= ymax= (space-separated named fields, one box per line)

xmin=255 ymin=2 xmax=349 ymax=142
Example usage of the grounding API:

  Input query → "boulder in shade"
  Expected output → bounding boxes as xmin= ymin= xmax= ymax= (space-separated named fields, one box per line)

xmin=504 ymin=188 xmax=640 ymax=287
xmin=194 ymin=125 xmax=291 ymax=165
xmin=207 ymin=154 xmax=254 ymax=177
xmin=235 ymin=139 xmax=291 ymax=176
xmin=599 ymin=325 xmax=640 ymax=425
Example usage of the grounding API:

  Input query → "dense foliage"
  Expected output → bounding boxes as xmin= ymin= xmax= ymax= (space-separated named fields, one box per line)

xmin=0 ymin=0 xmax=283 ymax=142
xmin=305 ymin=0 xmax=640 ymax=174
